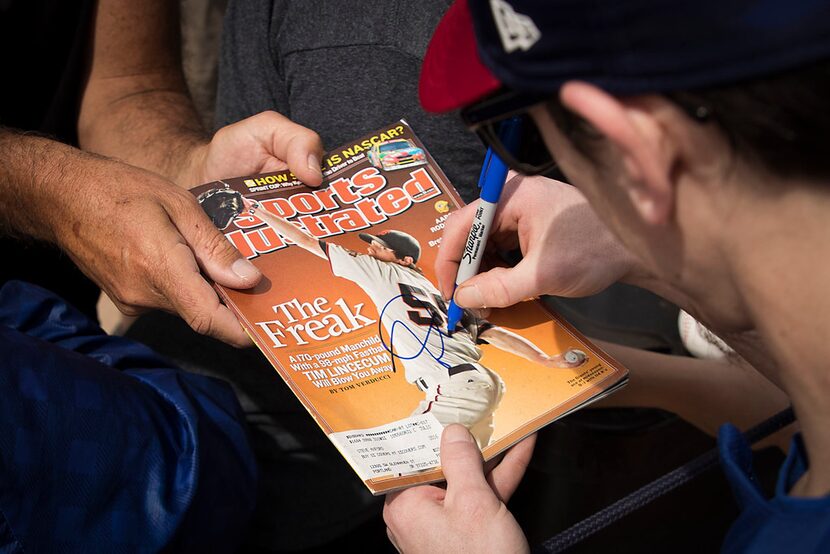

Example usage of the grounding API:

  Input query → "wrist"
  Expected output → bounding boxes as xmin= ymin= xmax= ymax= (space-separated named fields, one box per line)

xmin=174 ymin=141 xmax=210 ymax=189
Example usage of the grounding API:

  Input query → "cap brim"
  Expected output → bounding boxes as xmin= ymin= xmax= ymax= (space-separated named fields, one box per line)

xmin=358 ymin=233 xmax=376 ymax=244
xmin=359 ymin=233 xmax=397 ymax=254
xmin=419 ymin=0 xmax=502 ymax=113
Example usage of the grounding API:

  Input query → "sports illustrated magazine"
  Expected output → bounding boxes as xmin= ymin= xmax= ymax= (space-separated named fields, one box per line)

xmin=191 ymin=121 xmax=628 ymax=494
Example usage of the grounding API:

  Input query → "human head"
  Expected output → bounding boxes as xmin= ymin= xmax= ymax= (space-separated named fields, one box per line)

xmin=421 ymin=0 xmax=830 ymax=330
xmin=359 ymin=230 xmax=422 ymax=267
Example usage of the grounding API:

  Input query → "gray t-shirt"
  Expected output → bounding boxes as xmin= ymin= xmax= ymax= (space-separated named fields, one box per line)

xmin=216 ymin=0 xmax=486 ymax=202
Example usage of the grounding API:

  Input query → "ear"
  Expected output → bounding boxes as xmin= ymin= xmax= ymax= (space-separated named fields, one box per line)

xmin=399 ymin=256 xmax=415 ymax=267
xmin=560 ymin=81 xmax=676 ymax=226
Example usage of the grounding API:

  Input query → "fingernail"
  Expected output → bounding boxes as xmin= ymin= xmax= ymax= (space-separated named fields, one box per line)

xmin=454 ymin=284 xmax=484 ymax=308
xmin=232 ymin=258 xmax=260 ymax=281
xmin=443 ymin=424 xmax=473 ymax=444
xmin=308 ymin=153 xmax=321 ymax=174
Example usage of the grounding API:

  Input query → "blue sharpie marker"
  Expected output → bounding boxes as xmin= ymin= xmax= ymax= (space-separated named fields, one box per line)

xmin=446 ymin=117 xmax=522 ymax=334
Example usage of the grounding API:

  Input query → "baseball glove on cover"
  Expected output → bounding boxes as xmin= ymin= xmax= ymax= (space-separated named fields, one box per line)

xmin=197 ymin=187 xmax=245 ymax=230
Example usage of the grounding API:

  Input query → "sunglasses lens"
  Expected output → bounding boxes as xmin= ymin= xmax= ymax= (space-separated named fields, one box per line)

xmin=516 ymin=114 xmax=554 ymax=171
xmin=482 ymin=113 xmax=555 ymax=175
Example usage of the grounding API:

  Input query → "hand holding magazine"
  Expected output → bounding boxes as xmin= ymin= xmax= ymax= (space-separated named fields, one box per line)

xmin=191 ymin=120 xmax=627 ymax=494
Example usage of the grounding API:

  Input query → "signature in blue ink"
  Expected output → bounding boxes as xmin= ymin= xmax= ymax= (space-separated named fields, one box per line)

xmin=378 ymin=293 xmax=455 ymax=369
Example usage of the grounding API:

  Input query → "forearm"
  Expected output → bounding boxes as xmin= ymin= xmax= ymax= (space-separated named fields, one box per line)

xmin=0 ymin=129 xmax=89 ymax=242
xmin=78 ymin=0 xmax=208 ymax=187
xmin=79 ymin=80 xmax=207 ymax=186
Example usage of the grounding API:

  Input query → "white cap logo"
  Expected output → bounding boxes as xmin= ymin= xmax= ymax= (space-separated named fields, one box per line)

xmin=489 ymin=0 xmax=541 ymax=53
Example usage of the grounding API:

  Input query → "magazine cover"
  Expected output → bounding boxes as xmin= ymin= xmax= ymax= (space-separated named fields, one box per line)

xmin=190 ymin=120 xmax=628 ymax=494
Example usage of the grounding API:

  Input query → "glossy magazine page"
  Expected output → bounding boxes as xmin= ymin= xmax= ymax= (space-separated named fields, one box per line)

xmin=190 ymin=120 xmax=628 ymax=494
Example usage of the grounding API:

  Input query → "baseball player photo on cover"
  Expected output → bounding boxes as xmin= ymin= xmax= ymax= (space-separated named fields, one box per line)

xmin=191 ymin=121 xmax=628 ymax=494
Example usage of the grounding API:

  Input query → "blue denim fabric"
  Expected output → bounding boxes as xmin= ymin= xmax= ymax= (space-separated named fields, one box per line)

xmin=0 ymin=281 xmax=256 ymax=553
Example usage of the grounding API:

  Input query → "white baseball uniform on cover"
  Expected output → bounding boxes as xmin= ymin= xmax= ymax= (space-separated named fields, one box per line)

xmin=324 ymin=242 xmax=504 ymax=447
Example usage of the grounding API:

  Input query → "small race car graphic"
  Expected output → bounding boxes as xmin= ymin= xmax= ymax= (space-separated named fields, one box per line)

xmin=367 ymin=139 xmax=428 ymax=171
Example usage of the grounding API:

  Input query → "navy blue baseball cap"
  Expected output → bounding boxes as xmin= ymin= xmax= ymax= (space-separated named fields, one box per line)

xmin=420 ymin=0 xmax=830 ymax=113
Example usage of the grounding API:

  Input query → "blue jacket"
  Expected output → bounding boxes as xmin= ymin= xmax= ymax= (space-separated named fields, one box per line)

xmin=0 ymin=281 xmax=257 ymax=552
xmin=720 ymin=424 xmax=830 ymax=552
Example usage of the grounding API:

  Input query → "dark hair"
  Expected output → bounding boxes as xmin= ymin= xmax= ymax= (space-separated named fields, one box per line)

xmin=547 ymin=60 xmax=830 ymax=182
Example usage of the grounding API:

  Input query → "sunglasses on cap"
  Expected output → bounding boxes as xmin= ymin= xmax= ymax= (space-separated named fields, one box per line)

xmin=460 ymin=87 xmax=714 ymax=176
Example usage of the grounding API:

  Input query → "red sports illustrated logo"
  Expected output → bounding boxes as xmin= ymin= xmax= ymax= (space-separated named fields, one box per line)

xmin=225 ymin=167 xmax=442 ymax=259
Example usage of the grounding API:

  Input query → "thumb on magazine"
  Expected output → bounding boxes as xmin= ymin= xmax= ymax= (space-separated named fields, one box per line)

xmin=453 ymin=264 xmax=539 ymax=309
xmin=154 ymin=197 xmax=261 ymax=346
xmin=440 ymin=425 xmax=491 ymax=494
xmin=383 ymin=425 xmax=529 ymax=553
xmin=171 ymin=202 xmax=263 ymax=290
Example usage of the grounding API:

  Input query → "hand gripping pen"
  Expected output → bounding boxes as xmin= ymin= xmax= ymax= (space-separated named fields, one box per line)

xmin=446 ymin=117 xmax=522 ymax=334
